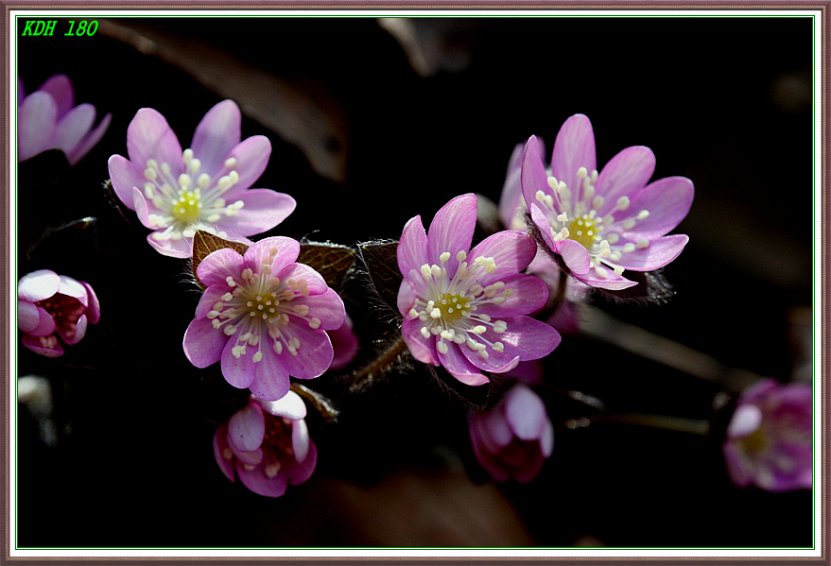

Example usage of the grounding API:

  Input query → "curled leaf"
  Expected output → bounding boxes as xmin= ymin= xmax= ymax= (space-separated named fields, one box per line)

xmin=356 ymin=240 xmax=401 ymax=313
xmin=298 ymin=241 xmax=356 ymax=292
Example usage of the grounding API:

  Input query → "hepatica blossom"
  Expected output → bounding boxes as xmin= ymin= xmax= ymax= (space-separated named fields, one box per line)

xmin=397 ymin=193 xmax=561 ymax=386
xmin=108 ymin=99 xmax=296 ymax=257
xmin=723 ymin=379 xmax=812 ymax=492
xmin=18 ymin=269 xmax=100 ymax=357
xmin=469 ymin=384 xmax=554 ymax=482
xmin=18 ymin=74 xmax=111 ymax=165
xmin=183 ymin=236 xmax=346 ymax=401
xmin=214 ymin=391 xmax=316 ymax=497
xmin=521 ymin=114 xmax=694 ymax=290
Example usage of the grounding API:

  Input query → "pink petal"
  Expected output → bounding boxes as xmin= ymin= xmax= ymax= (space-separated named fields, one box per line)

xmin=529 ymin=204 xmax=558 ymax=252
xmin=468 ymin=230 xmax=537 ymax=285
xmin=215 ymin=190 xmax=296 ymax=237
xmin=30 ymin=307 xmax=57 ymax=337
xmin=18 ymin=300 xmax=41 ymax=333
xmin=68 ymin=112 xmax=111 ymax=165
xmin=228 ymin=401 xmax=265 ymax=452
xmin=21 ymin=334 xmax=64 ymax=357
xmin=520 ymin=136 xmax=552 ymax=217
xmin=225 ymin=136 xmax=271 ymax=194
xmin=461 ymin=340 xmax=520 ymax=375
xmin=401 ymin=318 xmax=439 ymax=366
xmin=282 ymin=323 xmax=334 ymax=379
xmin=397 ymin=215 xmax=429 ymax=277
xmin=107 ymin=155 xmax=144 ymax=210
xmin=18 ymin=78 xmax=24 ymax=102
xmin=559 ymin=239 xmax=592 ymax=275
xmin=126 ymin=108 xmax=183 ymax=172
xmin=191 ymin=99 xmax=241 ymax=175
xmin=595 ymin=146 xmax=656 ymax=216
xmin=329 ymin=318 xmax=359 ymax=371
xmin=498 ymin=143 xmax=525 ymax=229
xmin=497 ymin=315 xmax=561 ymax=361
xmin=250 ymin=346 xmax=291 ymax=401
xmin=397 ymin=279 xmax=417 ymax=316
xmin=291 ymin=419 xmax=310 ymax=463
xmin=244 ymin=236 xmax=300 ymax=275
xmin=52 ymin=103 xmax=95 ymax=156
xmin=213 ymin=424 xmax=236 ymax=482
xmin=504 ymin=385 xmax=547 ymax=441
xmin=81 ymin=282 xmax=100 ymax=324
xmin=182 ymin=318 xmax=227 ymax=368
xmin=61 ymin=313 xmax=87 ymax=345
xmin=615 ymin=234 xmax=689 ymax=271
xmin=551 ymin=114 xmax=596 ymax=197
xmin=195 ymin=286 xmax=227 ymax=319
xmin=131 ymin=188 xmax=161 ymax=230
xmin=258 ymin=390 xmax=307 ymax=420
xmin=275 ymin=263 xmax=327 ymax=295
xmin=575 ymin=269 xmax=639 ymax=291
xmin=237 ymin=459 xmax=288 ymax=498
xmin=481 ymin=407 xmax=513 ymax=448
xmin=197 ymin=249 xmax=245 ymax=288
xmin=287 ymin=440 xmax=317 ymax=485
xmin=18 ymin=92 xmax=57 ymax=160
xmin=38 ymin=74 xmax=74 ymax=117
xmin=624 ymin=176 xmax=694 ymax=239
xmin=57 ymin=275 xmax=88 ymax=306
xmin=439 ymin=343 xmax=489 ymax=386
xmin=298 ymin=288 xmax=346 ymax=330
xmin=18 ymin=269 xmax=60 ymax=302
xmin=475 ymin=274 xmax=549 ymax=318
xmin=427 ymin=193 xmax=477 ymax=278
xmin=221 ymin=338 xmax=257 ymax=389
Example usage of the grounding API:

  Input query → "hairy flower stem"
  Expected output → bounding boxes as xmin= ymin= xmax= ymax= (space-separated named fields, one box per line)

xmin=566 ymin=413 xmax=710 ymax=435
xmin=347 ymin=335 xmax=408 ymax=394
xmin=290 ymin=383 xmax=340 ymax=423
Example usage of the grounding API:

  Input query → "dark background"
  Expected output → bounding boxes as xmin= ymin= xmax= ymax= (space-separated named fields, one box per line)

xmin=15 ymin=16 xmax=814 ymax=548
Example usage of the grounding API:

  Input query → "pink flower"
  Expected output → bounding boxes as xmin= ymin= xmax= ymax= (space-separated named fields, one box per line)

xmin=108 ymin=100 xmax=296 ymax=258
xmin=18 ymin=269 xmax=100 ymax=357
xmin=521 ymin=114 xmax=694 ymax=290
xmin=183 ymin=237 xmax=346 ymax=401
xmin=397 ymin=193 xmax=561 ymax=386
xmin=214 ymin=391 xmax=317 ymax=497
xmin=723 ymin=379 xmax=812 ymax=492
xmin=469 ymin=384 xmax=553 ymax=482
xmin=18 ymin=74 xmax=111 ymax=165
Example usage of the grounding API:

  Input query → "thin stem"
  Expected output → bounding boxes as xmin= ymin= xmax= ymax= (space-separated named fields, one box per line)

xmin=290 ymin=383 xmax=339 ymax=423
xmin=347 ymin=335 xmax=409 ymax=394
xmin=566 ymin=413 xmax=710 ymax=436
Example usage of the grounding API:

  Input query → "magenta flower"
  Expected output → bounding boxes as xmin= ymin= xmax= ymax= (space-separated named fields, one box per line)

xmin=521 ymin=114 xmax=694 ymax=290
xmin=108 ymin=99 xmax=296 ymax=258
xmin=723 ymin=379 xmax=812 ymax=492
xmin=18 ymin=74 xmax=111 ymax=165
xmin=18 ymin=269 xmax=100 ymax=357
xmin=214 ymin=391 xmax=317 ymax=497
xmin=183 ymin=236 xmax=346 ymax=401
xmin=469 ymin=384 xmax=554 ymax=482
xmin=397 ymin=193 xmax=561 ymax=386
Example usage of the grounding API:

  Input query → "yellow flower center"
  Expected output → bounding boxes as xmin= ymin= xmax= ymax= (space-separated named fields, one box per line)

xmin=569 ymin=213 xmax=600 ymax=249
xmin=739 ymin=426 xmax=768 ymax=455
xmin=437 ymin=292 xmax=471 ymax=323
xmin=171 ymin=189 xmax=203 ymax=224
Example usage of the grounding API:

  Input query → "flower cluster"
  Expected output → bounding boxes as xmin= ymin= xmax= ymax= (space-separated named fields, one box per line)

xmin=18 ymin=269 xmax=100 ymax=357
xmin=18 ymin=74 xmax=111 ymax=165
xmin=21 ymin=76 xmax=807 ymax=507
